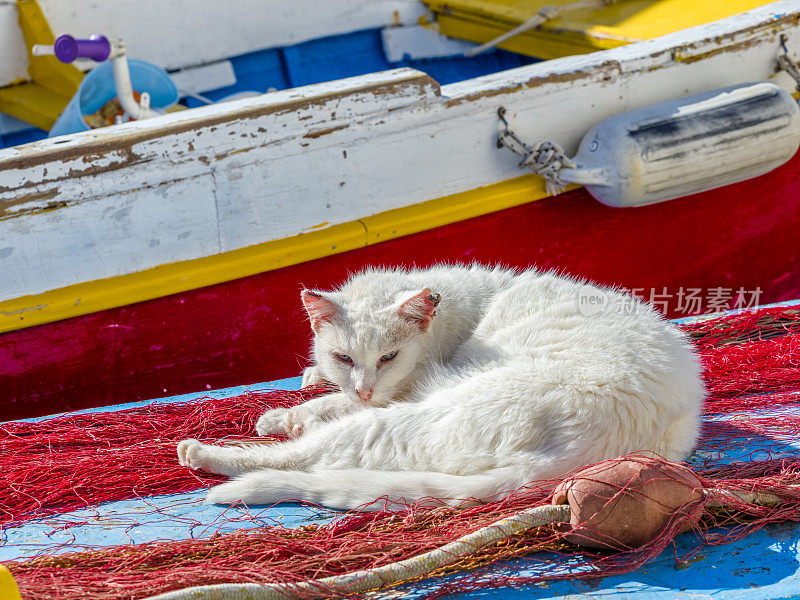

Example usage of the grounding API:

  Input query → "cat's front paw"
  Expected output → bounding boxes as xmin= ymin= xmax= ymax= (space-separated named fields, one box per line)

xmin=285 ymin=406 xmax=319 ymax=438
xmin=177 ymin=438 xmax=211 ymax=471
xmin=255 ymin=408 xmax=289 ymax=436
xmin=301 ymin=365 xmax=324 ymax=387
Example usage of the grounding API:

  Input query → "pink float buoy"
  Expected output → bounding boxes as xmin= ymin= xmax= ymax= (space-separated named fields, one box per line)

xmin=552 ymin=454 xmax=706 ymax=550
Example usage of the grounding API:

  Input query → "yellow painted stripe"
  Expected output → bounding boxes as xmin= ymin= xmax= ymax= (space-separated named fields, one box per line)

xmin=0 ymin=564 xmax=22 ymax=600
xmin=0 ymin=174 xmax=557 ymax=335
xmin=0 ymin=221 xmax=366 ymax=334
xmin=363 ymin=174 xmax=574 ymax=243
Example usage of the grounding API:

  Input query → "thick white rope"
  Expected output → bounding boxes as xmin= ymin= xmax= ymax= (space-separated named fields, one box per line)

xmin=464 ymin=0 xmax=622 ymax=57
xmin=706 ymin=487 xmax=788 ymax=507
xmin=142 ymin=504 xmax=570 ymax=600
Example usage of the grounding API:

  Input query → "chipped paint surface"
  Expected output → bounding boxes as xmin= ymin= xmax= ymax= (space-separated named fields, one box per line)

xmin=1 ymin=3 xmax=799 ymax=304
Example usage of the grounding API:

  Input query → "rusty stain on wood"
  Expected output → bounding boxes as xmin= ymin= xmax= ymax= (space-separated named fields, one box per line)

xmin=0 ymin=189 xmax=60 ymax=218
xmin=1 ymin=200 xmax=73 ymax=220
xmin=445 ymin=61 xmax=622 ymax=107
xmin=214 ymin=148 xmax=250 ymax=161
xmin=302 ymin=124 xmax=350 ymax=139
xmin=672 ymin=30 xmax=779 ymax=64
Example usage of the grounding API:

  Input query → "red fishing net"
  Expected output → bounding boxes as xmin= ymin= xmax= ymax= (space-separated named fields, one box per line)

xmin=0 ymin=388 xmax=323 ymax=528
xmin=3 ymin=306 xmax=800 ymax=599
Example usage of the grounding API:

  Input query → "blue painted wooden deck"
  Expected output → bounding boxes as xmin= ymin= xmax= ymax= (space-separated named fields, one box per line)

xmin=4 ymin=304 xmax=800 ymax=599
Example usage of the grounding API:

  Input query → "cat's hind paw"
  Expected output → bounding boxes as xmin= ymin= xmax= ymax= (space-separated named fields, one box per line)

xmin=177 ymin=438 xmax=244 ymax=476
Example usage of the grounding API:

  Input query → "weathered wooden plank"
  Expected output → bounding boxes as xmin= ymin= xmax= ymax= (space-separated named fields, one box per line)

xmin=0 ymin=175 xmax=219 ymax=301
xmin=0 ymin=68 xmax=441 ymax=300
xmin=0 ymin=3 xmax=798 ymax=305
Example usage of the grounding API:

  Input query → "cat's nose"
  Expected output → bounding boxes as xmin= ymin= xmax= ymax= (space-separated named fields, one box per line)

xmin=357 ymin=388 xmax=373 ymax=402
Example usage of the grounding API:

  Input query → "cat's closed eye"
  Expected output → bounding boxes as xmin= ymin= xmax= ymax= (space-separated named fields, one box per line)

xmin=379 ymin=351 xmax=398 ymax=363
xmin=334 ymin=353 xmax=354 ymax=365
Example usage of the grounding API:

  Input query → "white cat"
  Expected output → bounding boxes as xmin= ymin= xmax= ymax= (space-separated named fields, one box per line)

xmin=177 ymin=265 xmax=704 ymax=510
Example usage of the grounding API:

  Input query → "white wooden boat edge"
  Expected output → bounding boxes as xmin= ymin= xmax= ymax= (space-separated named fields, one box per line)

xmin=0 ymin=2 xmax=798 ymax=303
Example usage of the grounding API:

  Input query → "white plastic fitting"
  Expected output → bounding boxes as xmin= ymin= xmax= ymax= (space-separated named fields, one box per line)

xmin=109 ymin=41 xmax=159 ymax=120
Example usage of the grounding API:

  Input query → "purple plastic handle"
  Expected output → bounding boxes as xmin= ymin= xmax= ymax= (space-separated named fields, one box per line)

xmin=53 ymin=34 xmax=111 ymax=63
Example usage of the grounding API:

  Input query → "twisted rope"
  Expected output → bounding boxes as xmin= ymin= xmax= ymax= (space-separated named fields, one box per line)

xmin=779 ymin=35 xmax=800 ymax=99
xmin=139 ymin=483 xmax=797 ymax=600
xmin=142 ymin=504 xmax=571 ymax=600
xmin=496 ymin=106 xmax=576 ymax=194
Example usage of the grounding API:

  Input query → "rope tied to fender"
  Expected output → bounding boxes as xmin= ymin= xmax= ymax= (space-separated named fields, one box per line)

xmin=779 ymin=34 xmax=800 ymax=100
xmin=496 ymin=106 xmax=575 ymax=195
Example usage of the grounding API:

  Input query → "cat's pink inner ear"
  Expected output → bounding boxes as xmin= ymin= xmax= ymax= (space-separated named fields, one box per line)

xmin=397 ymin=288 xmax=441 ymax=331
xmin=301 ymin=290 xmax=339 ymax=332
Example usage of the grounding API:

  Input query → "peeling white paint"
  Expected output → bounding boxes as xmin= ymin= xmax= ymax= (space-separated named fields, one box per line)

xmin=0 ymin=3 xmax=798 ymax=302
xmin=0 ymin=149 xmax=135 ymax=201
xmin=1 ymin=176 xmax=219 ymax=300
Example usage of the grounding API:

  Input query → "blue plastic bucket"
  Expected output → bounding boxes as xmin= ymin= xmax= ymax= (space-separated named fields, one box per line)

xmin=49 ymin=59 xmax=178 ymax=138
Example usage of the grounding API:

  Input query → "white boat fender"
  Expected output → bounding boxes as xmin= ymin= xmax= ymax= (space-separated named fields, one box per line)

xmin=498 ymin=82 xmax=800 ymax=208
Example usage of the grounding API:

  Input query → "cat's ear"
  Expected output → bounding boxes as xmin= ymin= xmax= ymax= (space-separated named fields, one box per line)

xmin=301 ymin=289 xmax=340 ymax=333
xmin=396 ymin=288 xmax=441 ymax=331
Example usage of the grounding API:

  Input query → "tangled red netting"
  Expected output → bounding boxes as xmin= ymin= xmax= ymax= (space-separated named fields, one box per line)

xmin=3 ymin=305 xmax=800 ymax=600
